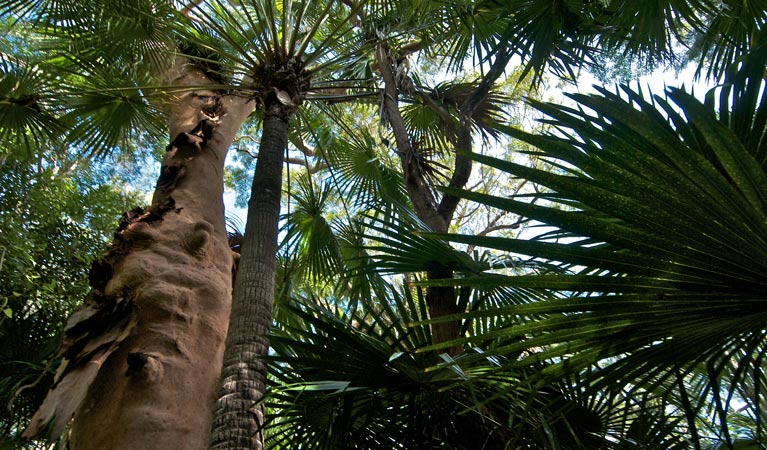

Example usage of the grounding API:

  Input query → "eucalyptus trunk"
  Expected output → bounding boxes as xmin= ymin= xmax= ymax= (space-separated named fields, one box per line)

xmin=24 ymin=66 xmax=253 ymax=450
xmin=209 ymin=100 xmax=289 ymax=450
xmin=376 ymin=42 xmax=510 ymax=354
xmin=376 ymin=43 xmax=463 ymax=353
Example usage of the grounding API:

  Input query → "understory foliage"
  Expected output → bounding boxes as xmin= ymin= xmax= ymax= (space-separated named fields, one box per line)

xmin=0 ymin=157 xmax=139 ymax=446
xmin=407 ymin=44 xmax=767 ymax=448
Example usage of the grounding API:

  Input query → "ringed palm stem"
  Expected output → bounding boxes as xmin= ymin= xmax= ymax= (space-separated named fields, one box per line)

xmin=184 ymin=0 xmax=375 ymax=446
xmin=210 ymin=102 xmax=290 ymax=450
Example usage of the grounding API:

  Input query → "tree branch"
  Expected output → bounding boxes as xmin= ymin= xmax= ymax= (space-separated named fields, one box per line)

xmin=465 ymin=222 xmax=526 ymax=255
xmin=437 ymin=45 xmax=513 ymax=224
xmin=288 ymin=134 xmax=316 ymax=157
xmin=306 ymin=90 xmax=381 ymax=103
xmin=284 ymin=156 xmax=327 ymax=174
xmin=376 ymin=42 xmax=446 ymax=231
xmin=236 ymin=147 xmax=325 ymax=174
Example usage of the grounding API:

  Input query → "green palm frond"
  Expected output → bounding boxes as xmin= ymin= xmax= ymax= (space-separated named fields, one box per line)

xmin=326 ymin=220 xmax=394 ymax=309
xmin=406 ymin=46 xmax=767 ymax=444
xmin=564 ymin=368 xmax=689 ymax=449
xmin=1 ymin=0 xmax=178 ymax=158
xmin=265 ymin=293 xmax=693 ymax=449
xmin=0 ymin=0 xmax=85 ymax=23
xmin=361 ymin=213 xmax=564 ymax=343
xmin=0 ymin=60 xmax=63 ymax=154
xmin=311 ymin=109 xmax=409 ymax=210
xmin=498 ymin=0 xmax=599 ymax=80
xmin=690 ymin=1 xmax=767 ymax=81
xmin=485 ymin=0 xmax=760 ymax=84
xmin=402 ymin=81 xmax=509 ymax=156
xmin=11 ymin=0 xmax=178 ymax=69
xmin=62 ymin=64 xmax=166 ymax=157
xmin=707 ymin=42 xmax=767 ymax=165
xmin=592 ymin=0 xmax=711 ymax=63
xmin=427 ymin=0 xmax=512 ymax=73
xmin=266 ymin=292 xmax=527 ymax=450
xmin=363 ymin=213 xmax=488 ymax=276
xmin=281 ymin=173 xmax=344 ymax=283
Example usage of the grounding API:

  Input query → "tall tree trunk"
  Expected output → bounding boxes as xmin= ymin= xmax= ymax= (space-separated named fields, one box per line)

xmin=209 ymin=101 xmax=289 ymax=450
xmin=376 ymin=43 xmax=462 ymax=353
xmin=376 ymin=42 xmax=511 ymax=355
xmin=24 ymin=66 xmax=254 ymax=450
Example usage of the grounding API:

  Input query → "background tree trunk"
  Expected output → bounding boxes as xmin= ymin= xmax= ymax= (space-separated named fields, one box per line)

xmin=376 ymin=42 xmax=511 ymax=355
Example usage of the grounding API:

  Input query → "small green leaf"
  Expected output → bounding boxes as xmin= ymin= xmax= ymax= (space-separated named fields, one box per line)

xmin=3 ymin=308 xmax=12 ymax=318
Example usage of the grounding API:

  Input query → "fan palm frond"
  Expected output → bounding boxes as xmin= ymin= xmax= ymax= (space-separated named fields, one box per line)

xmin=62 ymin=63 xmax=166 ymax=157
xmin=265 ymin=291 xmax=528 ymax=450
xmin=265 ymin=291 xmax=694 ymax=449
xmin=281 ymin=173 xmax=344 ymax=283
xmin=402 ymin=80 xmax=509 ymax=157
xmin=0 ymin=60 xmax=63 ymax=155
xmin=311 ymin=106 xmax=409 ymax=210
xmin=408 ymin=45 xmax=767 ymax=445
xmin=690 ymin=2 xmax=767 ymax=81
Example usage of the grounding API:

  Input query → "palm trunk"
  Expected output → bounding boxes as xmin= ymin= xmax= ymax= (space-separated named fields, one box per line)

xmin=376 ymin=43 xmax=463 ymax=353
xmin=24 ymin=67 xmax=254 ymax=450
xmin=209 ymin=102 xmax=289 ymax=450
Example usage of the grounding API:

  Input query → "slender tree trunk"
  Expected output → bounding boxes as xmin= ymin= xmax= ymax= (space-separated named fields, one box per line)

xmin=376 ymin=43 xmax=463 ymax=353
xmin=376 ymin=42 xmax=512 ymax=355
xmin=209 ymin=101 xmax=289 ymax=450
xmin=24 ymin=66 xmax=254 ymax=450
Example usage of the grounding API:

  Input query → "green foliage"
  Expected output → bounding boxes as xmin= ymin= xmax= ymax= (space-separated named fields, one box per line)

xmin=0 ymin=1 xmax=170 ymax=158
xmin=0 ymin=157 xmax=139 ymax=446
xmin=408 ymin=45 xmax=767 ymax=447
xmin=2 ymin=0 xmax=766 ymax=448
xmin=265 ymin=291 xmax=693 ymax=449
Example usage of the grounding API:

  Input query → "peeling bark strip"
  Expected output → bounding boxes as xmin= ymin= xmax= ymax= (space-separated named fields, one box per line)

xmin=24 ymin=90 xmax=253 ymax=450
xmin=166 ymin=95 xmax=225 ymax=154
xmin=23 ymin=194 xmax=182 ymax=439
xmin=156 ymin=164 xmax=187 ymax=192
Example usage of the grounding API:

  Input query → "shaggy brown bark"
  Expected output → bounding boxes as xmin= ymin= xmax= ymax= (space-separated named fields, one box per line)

xmin=23 ymin=65 xmax=254 ymax=450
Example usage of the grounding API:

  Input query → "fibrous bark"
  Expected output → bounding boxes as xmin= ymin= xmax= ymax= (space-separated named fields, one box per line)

xmin=209 ymin=100 xmax=289 ymax=450
xmin=24 ymin=67 xmax=253 ymax=450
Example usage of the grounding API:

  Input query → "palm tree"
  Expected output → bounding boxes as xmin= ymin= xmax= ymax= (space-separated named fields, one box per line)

xmin=326 ymin=0 xmax=524 ymax=352
xmin=7 ymin=0 xmax=764 ymax=448
xmin=2 ymin=1 xmax=382 ymax=448
xmin=274 ymin=2 xmax=767 ymax=443
xmin=167 ymin=2 xmax=373 ymax=448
